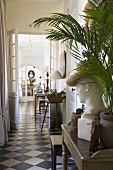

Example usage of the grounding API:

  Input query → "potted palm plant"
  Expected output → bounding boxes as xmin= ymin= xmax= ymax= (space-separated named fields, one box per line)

xmin=33 ymin=0 xmax=113 ymax=148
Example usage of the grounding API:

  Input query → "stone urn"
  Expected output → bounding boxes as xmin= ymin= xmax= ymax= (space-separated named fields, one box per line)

xmin=100 ymin=112 xmax=113 ymax=149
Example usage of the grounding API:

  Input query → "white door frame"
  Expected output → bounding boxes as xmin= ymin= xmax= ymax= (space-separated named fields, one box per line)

xmin=7 ymin=28 xmax=19 ymax=129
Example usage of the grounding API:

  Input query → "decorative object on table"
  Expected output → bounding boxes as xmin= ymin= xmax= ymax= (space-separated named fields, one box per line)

xmin=42 ymin=66 xmax=49 ymax=92
xmin=68 ymin=74 xmax=107 ymax=141
xmin=45 ymin=90 xmax=66 ymax=103
xmin=49 ymin=70 xmax=63 ymax=96
xmin=33 ymin=0 xmax=113 ymax=148
xmin=46 ymin=95 xmax=65 ymax=103
xmin=70 ymin=108 xmax=83 ymax=133
xmin=39 ymin=75 xmax=42 ymax=86
xmin=36 ymin=84 xmax=42 ymax=93
xmin=74 ymin=61 xmax=113 ymax=149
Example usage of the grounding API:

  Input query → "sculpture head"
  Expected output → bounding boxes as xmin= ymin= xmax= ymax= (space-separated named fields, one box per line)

xmin=66 ymin=73 xmax=107 ymax=117
xmin=76 ymin=77 xmax=104 ymax=103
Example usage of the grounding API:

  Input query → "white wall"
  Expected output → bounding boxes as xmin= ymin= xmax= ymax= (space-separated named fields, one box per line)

xmin=6 ymin=0 xmax=61 ymax=33
xmin=19 ymin=45 xmax=50 ymax=70
xmin=64 ymin=0 xmax=88 ymax=123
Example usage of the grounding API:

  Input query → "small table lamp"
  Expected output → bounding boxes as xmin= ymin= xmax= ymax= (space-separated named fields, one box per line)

xmin=50 ymin=70 xmax=63 ymax=95
xmin=42 ymin=66 xmax=49 ymax=92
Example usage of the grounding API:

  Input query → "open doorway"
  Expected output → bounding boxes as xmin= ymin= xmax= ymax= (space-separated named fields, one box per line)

xmin=18 ymin=34 xmax=50 ymax=102
xmin=19 ymin=65 xmax=43 ymax=102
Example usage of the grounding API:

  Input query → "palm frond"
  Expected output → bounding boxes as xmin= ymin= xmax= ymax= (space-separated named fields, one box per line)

xmin=33 ymin=0 xmax=113 ymax=114
xmin=33 ymin=13 xmax=87 ymax=47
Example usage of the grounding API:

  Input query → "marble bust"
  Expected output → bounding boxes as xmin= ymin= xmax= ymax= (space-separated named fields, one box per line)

xmin=76 ymin=77 xmax=107 ymax=141
xmin=76 ymin=78 xmax=107 ymax=120
xmin=66 ymin=74 xmax=107 ymax=141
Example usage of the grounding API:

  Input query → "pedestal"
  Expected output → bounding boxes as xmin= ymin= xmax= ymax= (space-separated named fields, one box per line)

xmin=49 ymin=102 xmax=62 ymax=129
xmin=78 ymin=118 xmax=94 ymax=141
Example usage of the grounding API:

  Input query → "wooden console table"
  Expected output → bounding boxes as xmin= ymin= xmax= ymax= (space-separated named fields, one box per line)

xmin=22 ymin=85 xmax=33 ymax=96
xmin=34 ymin=93 xmax=45 ymax=119
xmin=61 ymin=124 xmax=113 ymax=170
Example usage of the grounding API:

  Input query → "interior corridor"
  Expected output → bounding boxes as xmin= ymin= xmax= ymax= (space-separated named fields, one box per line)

xmin=0 ymin=102 xmax=74 ymax=170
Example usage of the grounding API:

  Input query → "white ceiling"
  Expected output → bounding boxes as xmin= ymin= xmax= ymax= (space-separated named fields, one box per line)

xmin=18 ymin=34 xmax=50 ymax=69
xmin=18 ymin=34 xmax=48 ymax=46
xmin=18 ymin=34 xmax=49 ymax=57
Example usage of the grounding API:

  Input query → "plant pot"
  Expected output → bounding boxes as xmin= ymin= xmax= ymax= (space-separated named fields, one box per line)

xmin=46 ymin=96 xmax=65 ymax=103
xmin=100 ymin=112 xmax=113 ymax=149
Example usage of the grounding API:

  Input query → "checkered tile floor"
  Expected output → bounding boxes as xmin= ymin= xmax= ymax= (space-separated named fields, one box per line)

xmin=0 ymin=101 xmax=75 ymax=170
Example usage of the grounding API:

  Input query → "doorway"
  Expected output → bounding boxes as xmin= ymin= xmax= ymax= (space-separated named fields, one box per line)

xmin=18 ymin=33 xmax=50 ymax=103
xmin=19 ymin=65 xmax=43 ymax=102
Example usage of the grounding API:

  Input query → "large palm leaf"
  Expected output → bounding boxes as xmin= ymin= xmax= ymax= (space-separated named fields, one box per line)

xmin=33 ymin=0 xmax=113 ymax=61
xmin=34 ymin=13 xmax=87 ymax=50
xmin=33 ymin=0 xmax=113 ymax=114
xmin=33 ymin=12 xmax=103 ymax=61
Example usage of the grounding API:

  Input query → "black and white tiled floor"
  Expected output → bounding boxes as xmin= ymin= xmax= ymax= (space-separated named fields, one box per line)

xmin=0 ymin=101 xmax=74 ymax=170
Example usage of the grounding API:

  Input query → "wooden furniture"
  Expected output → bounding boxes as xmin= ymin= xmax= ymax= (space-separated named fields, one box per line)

xmin=27 ymin=85 xmax=34 ymax=96
xmin=62 ymin=124 xmax=113 ymax=170
xmin=41 ymin=100 xmax=63 ymax=132
xmin=39 ymin=98 xmax=48 ymax=114
xmin=34 ymin=93 xmax=45 ymax=119
xmin=22 ymin=85 xmax=33 ymax=96
xmin=50 ymin=135 xmax=62 ymax=170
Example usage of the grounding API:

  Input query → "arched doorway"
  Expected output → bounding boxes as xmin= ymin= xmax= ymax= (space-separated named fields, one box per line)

xmin=19 ymin=65 xmax=43 ymax=102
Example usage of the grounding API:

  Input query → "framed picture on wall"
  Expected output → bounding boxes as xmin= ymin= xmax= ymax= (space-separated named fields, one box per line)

xmin=28 ymin=70 xmax=35 ymax=78
xmin=59 ymin=50 xmax=66 ymax=78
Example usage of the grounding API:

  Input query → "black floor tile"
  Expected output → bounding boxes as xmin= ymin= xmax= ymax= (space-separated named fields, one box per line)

xmin=36 ymin=153 xmax=51 ymax=160
xmin=36 ymin=160 xmax=52 ymax=169
xmin=15 ymin=148 xmax=31 ymax=154
xmin=0 ymin=156 xmax=9 ymax=162
xmin=12 ymin=162 xmax=32 ymax=170
xmin=36 ymin=142 xmax=49 ymax=146
xmin=35 ymin=137 xmax=47 ymax=141
xmin=0 ymin=143 xmax=12 ymax=148
xmin=15 ymin=143 xmax=31 ymax=147
xmin=16 ymin=138 xmax=31 ymax=142
xmin=0 ymin=149 xmax=11 ymax=155
xmin=0 ymin=164 xmax=8 ymax=170
xmin=36 ymin=147 xmax=50 ymax=152
xmin=14 ymin=155 xmax=32 ymax=161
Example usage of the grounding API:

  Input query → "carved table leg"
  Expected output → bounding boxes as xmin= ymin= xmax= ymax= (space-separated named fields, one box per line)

xmin=62 ymin=140 xmax=68 ymax=170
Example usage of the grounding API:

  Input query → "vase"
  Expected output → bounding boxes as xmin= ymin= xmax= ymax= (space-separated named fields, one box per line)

xmin=70 ymin=112 xmax=81 ymax=132
xmin=100 ymin=112 xmax=113 ymax=149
